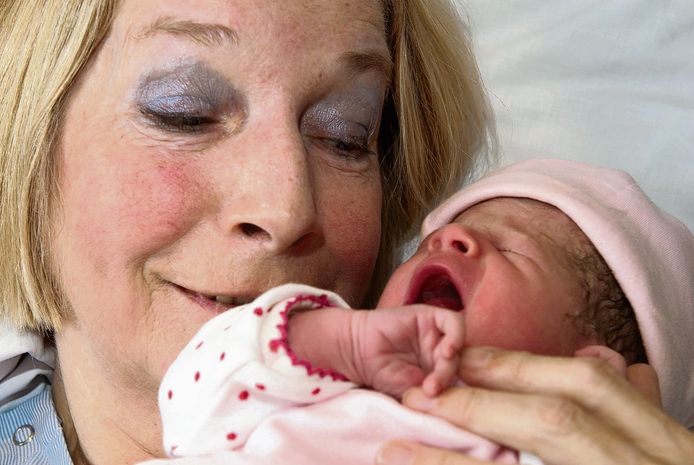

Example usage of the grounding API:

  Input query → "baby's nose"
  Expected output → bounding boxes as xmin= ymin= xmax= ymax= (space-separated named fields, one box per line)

xmin=426 ymin=223 xmax=480 ymax=257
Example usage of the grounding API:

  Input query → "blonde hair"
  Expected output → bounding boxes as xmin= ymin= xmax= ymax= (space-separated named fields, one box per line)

xmin=368 ymin=0 xmax=494 ymax=303
xmin=0 ymin=0 xmax=493 ymax=330
xmin=0 ymin=1 xmax=116 ymax=332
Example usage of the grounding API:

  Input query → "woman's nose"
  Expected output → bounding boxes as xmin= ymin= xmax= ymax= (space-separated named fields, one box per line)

xmin=426 ymin=222 xmax=480 ymax=257
xmin=218 ymin=122 xmax=318 ymax=253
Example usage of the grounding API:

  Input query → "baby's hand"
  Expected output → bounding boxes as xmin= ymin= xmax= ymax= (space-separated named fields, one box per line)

xmin=351 ymin=305 xmax=465 ymax=398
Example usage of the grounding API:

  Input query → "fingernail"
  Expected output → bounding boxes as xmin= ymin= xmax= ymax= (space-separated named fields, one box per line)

xmin=377 ymin=443 xmax=414 ymax=465
xmin=461 ymin=347 xmax=494 ymax=368
xmin=402 ymin=389 xmax=438 ymax=411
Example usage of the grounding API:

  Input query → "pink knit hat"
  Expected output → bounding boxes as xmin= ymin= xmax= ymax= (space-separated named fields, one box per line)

xmin=422 ymin=158 xmax=694 ymax=429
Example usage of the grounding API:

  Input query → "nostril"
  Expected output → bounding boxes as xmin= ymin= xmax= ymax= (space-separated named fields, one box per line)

xmin=240 ymin=223 xmax=266 ymax=237
xmin=452 ymin=240 xmax=468 ymax=253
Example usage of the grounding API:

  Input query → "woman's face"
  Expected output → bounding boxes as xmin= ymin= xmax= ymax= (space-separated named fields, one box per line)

xmin=53 ymin=0 xmax=387 ymax=388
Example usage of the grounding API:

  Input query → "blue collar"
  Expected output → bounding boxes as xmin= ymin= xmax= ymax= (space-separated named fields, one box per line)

xmin=0 ymin=382 xmax=72 ymax=464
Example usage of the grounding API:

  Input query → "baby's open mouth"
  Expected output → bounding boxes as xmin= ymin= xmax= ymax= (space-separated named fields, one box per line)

xmin=409 ymin=269 xmax=464 ymax=311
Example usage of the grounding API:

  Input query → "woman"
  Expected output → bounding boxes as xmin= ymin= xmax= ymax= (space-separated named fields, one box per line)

xmin=0 ymin=1 xmax=691 ymax=465
xmin=0 ymin=0 xmax=487 ymax=462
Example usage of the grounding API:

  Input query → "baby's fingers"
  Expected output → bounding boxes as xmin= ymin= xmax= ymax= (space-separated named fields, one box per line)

xmin=422 ymin=371 xmax=453 ymax=397
xmin=424 ymin=345 xmax=462 ymax=396
xmin=433 ymin=309 xmax=465 ymax=358
xmin=422 ymin=310 xmax=465 ymax=395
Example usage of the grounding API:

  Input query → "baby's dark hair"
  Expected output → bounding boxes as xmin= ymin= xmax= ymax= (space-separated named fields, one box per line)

xmin=566 ymin=236 xmax=648 ymax=365
xmin=488 ymin=197 xmax=648 ymax=366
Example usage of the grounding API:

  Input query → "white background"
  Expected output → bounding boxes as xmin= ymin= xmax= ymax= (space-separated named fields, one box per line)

xmin=458 ymin=1 xmax=694 ymax=232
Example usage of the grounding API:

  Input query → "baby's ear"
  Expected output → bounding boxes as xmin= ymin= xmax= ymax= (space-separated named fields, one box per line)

xmin=574 ymin=345 xmax=627 ymax=377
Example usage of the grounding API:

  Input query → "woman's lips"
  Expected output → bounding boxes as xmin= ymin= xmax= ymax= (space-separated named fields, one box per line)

xmin=172 ymin=283 xmax=254 ymax=314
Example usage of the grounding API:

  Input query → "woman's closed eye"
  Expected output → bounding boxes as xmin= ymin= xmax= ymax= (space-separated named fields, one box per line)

xmin=139 ymin=96 xmax=218 ymax=133
xmin=318 ymin=123 xmax=374 ymax=160
xmin=135 ymin=62 xmax=244 ymax=137
xmin=301 ymin=98 xmax=380 ymax=170
xmin=310 ymin=126 xmax=376 ymax=171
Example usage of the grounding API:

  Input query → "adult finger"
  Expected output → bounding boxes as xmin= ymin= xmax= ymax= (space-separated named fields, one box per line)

xmin=401 ymin=386 xmax=651 ymax=465
xmin=454 ymin=347 xmax=667 ymax=445
xmin=376 ymin=440 xmax=491 ymax=465
xmin=573 ymin=345 xmax=627 ymax=376
xmin=626 ymin=363 xmax=662 ymax=406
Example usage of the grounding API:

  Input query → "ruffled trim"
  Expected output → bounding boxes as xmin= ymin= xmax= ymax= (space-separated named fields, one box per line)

xmin=267 ymin=294 xmax=348 ymax=382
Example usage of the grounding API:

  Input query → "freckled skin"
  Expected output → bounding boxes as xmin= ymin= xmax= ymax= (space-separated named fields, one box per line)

xmin=51 ymin=0 xmax=388 ymax=462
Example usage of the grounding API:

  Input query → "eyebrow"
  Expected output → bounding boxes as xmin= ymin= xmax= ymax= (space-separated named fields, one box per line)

xmin=140 ymin=17 xmax=238 ymax=47
xmin=140 ymin=17 xmax=392 ymax=84
xmin=341 ymin=50 xmax=393 ymax=86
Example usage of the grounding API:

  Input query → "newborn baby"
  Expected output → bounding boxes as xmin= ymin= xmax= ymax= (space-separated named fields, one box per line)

xmin=144 ymin=159 xmax=694 ymax=465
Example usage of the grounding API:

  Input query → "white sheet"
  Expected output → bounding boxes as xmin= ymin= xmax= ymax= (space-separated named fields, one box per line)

xmin=459 ymin=0 xmax=694 ymax=232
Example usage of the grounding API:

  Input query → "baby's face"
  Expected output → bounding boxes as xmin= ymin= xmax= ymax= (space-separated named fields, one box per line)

xmin=379 ymin=198 xmax=597 ymax=356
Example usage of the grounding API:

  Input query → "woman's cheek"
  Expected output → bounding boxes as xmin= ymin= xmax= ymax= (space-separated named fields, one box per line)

xmin=80 ymin=160 xmax=205 ymax=271
xmin=57 ymin=153 xmax=203 ymax=293
xmin=320 ymin=174 xmax=382 ymax=303
xmin=118 ymin=162 xmax=203 ymax=246
xmin=56 ymin=157 xmax=204 ymax=338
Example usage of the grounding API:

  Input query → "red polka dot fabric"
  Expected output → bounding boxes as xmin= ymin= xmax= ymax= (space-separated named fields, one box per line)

xmin=153 ymin=284 xmax=514 ymax=464
xmin=158 ymin=284 xmax=356 ymax=457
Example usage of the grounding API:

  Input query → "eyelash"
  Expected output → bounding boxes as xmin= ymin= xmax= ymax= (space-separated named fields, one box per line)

xmin=326 ymin=137 xmax=372 ymax=158
xmin=142 ymin=110 xmax=216 ymax=134
xmin=489 ymin=237 xmax=516 ymax=255
xmin=142 ymin=108 xmax=376 ymax=164
xmin=498 ymin=246 xmax=532 ymax=261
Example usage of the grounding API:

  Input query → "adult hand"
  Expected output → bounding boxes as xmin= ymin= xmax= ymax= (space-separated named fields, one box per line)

xmin=376 ymin=347 xmax=694 ymax=465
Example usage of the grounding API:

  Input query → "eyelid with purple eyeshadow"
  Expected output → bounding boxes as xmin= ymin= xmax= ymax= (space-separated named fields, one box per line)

xmin=135 ymin=61 xmax=246 ymax=134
